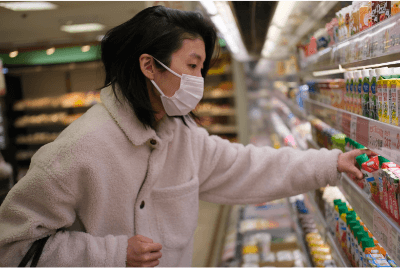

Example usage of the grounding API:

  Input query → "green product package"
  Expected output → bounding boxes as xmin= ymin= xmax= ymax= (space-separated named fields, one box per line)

xmin=369 ymin=70 xmax=378 ymax=119
xmin=356 ymin=153 xmax=370 ymax=167
xmin=378 ymin=156 xmax=391 ymax=168
xmin=332 ymin=134 xmax=347 ymax=152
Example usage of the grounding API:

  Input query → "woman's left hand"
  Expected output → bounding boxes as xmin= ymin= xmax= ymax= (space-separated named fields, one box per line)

xmin=337 ymin=149 xmax=375 ymax=180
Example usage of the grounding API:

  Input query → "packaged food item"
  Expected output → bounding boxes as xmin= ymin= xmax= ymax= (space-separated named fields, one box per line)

xmin=378 ymin=1 xmax=391 ymax=21
xmin=360 ymin=1 xmax=372 ymax=31
xmin=344 ymin=6 xmax=352 ymax=39
xmin=349 ymin=72 xmax=355 ymax=112
xmin=351 ymin=2 xmax=360 ymax=35
xmin=377 ymin=67 xmax=391 ymax=121
xmin=388 ymin=259 xmax=397 ymax=267
xmin=392 ymin=1 xmax=400 ymax=15
xmin=372 ymin=1 xmax=381 ymax=25
xmin=361 ymin=156 xmax=381 ymax=203
xmin=369 ymin=69 xmax=378 ymax=119
xmin=390 ymin=67 xmax=400 ymax=126
xmin=363 ymin=69 xmax=371 ymax=117
xmin=353 ymin=70 xmax=361 ymax=115
xmin=382 ymin=68 xmax=394 ymax=123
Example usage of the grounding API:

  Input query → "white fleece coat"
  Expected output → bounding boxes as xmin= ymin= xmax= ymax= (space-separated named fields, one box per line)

xmin=0 ymin=85 xmax=342 ymax=267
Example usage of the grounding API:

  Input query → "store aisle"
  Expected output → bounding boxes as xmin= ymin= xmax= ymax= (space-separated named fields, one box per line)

xmin=192 ymin=200 xmax=222 ymax=266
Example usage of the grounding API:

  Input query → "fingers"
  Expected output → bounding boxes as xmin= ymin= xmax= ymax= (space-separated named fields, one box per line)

xmin=142 ymin=260 xmax=160 ymax=267
xmin=134 ymin=251 xmax=162 ymax=263
xmin=136 ymin=235 xmax=153 ymax=243
xmin=349 ymin=165 xmax=364 ymax=180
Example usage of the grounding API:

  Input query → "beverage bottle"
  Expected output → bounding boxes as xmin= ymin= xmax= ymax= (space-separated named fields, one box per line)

xmin=362 ymin=69 xmax=371 ymax=117
xmin=389 ymin=67 xmax=400 ymax=126
xmin=357 ymin=70 xmax=363 ymax=115
xmin=345 ymin=72 xmax=350 ymax=111
xmin=349 ymin=71 xmax=355 ymax=113
xmin=369 ymin=69 xmax=378 ymax=120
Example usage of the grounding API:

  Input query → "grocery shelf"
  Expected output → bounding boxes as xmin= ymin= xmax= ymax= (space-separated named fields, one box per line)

xmin=286 ymin=198 xmax=313 ymax=267
xmin=195 ymin=108 xmax=236 ymax=117
xmin=275 ymin=92 xmax=308 ymax=121
xmin=304 ymin=192 xmax=351 ymax=267
xmin=301 ymin=13 xmax=400 ymax=72
xmin=304 ymin=98 xmax=400 ymax=165
xmin=203 ymin=91 xmax=234 ymax=100
xmin=340 ymin=173 xmax=400 ymax=264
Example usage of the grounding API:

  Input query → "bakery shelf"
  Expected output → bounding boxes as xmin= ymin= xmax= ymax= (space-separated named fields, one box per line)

xmin=304 ymin=193 xmax=351 ymax=267
xmin=304 ymin=98 xmax=400 ymax=165
xmin=203 ymin=91 xmax=234 ymax=100
xmin=340 ymin=173 xmax=400 ymax=264
xmin=195 ymin=108 xmax=236 ymax=117
xmin=286 ymin=198 xmax=313 ymax=267
xmin=205 ymin=125 xmax=237 ymax=134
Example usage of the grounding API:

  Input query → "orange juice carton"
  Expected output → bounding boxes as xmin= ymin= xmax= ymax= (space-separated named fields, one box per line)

xmin=392 ymin=1 xmax=400 ymax=14
xmin=360 ymin=2 xmax=372 ymax=31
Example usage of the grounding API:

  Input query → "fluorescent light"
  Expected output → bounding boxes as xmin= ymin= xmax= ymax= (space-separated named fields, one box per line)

xmin=81 ymin=45 xmax=91 ymax=53
xmin=200 ymin=1 xmax=218 ymax=16
xmin=9 ymin=51 xmax=18 ymax=58
xmin=46 ymin=47 xmax=55 ymax=55
xmin=213 ymin=1 xmax=250 ymax=61
xmin=271 ymin=1 xmax=296 ymax=28
xmin=0 ymin=2 xmax=57 ymax=11
xmin=61 ymin=23 xmax=105 ymax=33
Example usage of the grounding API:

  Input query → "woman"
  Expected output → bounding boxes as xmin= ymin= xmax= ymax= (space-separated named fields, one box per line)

xmin=0 ymin=6 xmax=366 ymax=267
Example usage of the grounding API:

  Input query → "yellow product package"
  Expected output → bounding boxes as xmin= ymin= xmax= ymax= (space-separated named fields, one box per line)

xmin=382 ymin=79 xmax=391 ymax=124
xmin=392 ymin=80 xmax=400 ymax=126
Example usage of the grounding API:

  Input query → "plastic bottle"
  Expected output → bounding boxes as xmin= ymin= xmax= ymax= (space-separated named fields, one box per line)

xmin=377 ymin=67 xmax=390 ymax=122
xmin=382 ymin=68 xmax=393 ymax=123
xmin=353 ymin=70 xmax=360 ymax=114
xmin=349 ymin=71 xmax=355 ymax=113
xmin=390 ymin=67 xmax=400 ymax=126
xmin=362 ymin=69 xmax=371 ymax=117
xmin=369 ymin=69 xmax=378 ymax=120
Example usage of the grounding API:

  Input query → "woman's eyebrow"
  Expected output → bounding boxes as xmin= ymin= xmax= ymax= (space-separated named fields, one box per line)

xmin=189 ymin=53 xmax=204 ymax=63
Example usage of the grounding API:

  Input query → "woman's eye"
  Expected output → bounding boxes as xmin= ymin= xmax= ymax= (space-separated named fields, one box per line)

xmin=190 ymin=64 xmax=197 ymax=69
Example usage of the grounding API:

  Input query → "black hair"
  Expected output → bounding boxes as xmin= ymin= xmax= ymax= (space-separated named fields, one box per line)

xmin=100 ymin=5 xmax=219 ymax=129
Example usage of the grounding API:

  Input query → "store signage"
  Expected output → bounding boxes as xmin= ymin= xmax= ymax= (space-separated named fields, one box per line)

xmin=342 ymin=112 xmax=352 ymax=137
xmin=356 ymin=116 xmax=369 ymax=146
xmin=369 ymin=120 xmax=384 ymax=152
xmin=350 ymin=114 xmax=358 ymax=140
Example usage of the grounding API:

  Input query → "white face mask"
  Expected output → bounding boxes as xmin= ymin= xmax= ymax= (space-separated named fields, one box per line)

xmin=150 ymin=56 xmax=204 ymax=116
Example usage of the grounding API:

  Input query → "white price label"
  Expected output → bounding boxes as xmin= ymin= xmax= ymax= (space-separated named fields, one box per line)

xmin=382 ymin=124 xmax=400 ymax=163
xmin=350 ymin=115 xmax=357 ymax=140
xmin=369 ymin=121 xmax=384 ymax=152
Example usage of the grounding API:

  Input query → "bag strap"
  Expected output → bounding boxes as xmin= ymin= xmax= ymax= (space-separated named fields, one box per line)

xmin=18 ymin=236 xmax=51 ymax=267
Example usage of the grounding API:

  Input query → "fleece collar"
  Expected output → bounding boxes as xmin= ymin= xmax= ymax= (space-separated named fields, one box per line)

xmin=100 ymin=85 xmax=174 ymax=146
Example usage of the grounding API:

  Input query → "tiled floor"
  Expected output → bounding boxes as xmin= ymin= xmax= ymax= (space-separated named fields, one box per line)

xmin=192 ymin=200 xmax=222 ymax=267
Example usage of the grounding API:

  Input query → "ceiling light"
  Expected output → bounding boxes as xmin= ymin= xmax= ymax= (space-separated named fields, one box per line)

xmin=81 ymin=45 xmax=91 ymax=53
xmin=271 ymin=1 xmax=297 ymax=28
xmin=46 ymin=47 xmax=55 ymax=55
xmin=9 ymin=51 xmax=18 ymax=58
xmin=0 ymin=2 xmax=57 ymax=11
xmin=61 ymin=23 xmax=105 ymax=33
xmin=200 ymin=1 xmax=218 ymax=16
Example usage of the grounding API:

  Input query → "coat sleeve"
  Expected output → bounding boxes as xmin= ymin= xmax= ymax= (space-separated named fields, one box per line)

xmin=0 ymin=163 xmax=128 ymax=267
xmin=195 ymin=127 xmax=342 ymax=205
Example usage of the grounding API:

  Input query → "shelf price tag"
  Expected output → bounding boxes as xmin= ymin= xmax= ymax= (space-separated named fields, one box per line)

xmin=382 ymin=124 xmax=400 ymax=163
xmin=369 ymin=121 xmax=384 ymax=153
xmin=350 ymin=115 xmax=357 ymax=140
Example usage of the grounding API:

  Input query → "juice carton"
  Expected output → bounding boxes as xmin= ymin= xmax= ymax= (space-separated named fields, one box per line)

xmin=360 ymin=1 xmax=372 ymax=31
xmin=347 ymin=219 xmax=358 ymax=258
xmin=354 ymin=230 xmax=367 ymax=265
xmin=345 ymin=72 xmax=350 ymax=111
xmin=338 ymin=205 xmax=348 ymax=247
xmin=370 ymin=69 xmax=378 ymax=119
xmin=363 ymin=69 xmax=371 ymax=117
xmin=362 ymin=238 xmax=380 ymax=267
xmin=362 ymin=156 xmax=381 ymax=204
xmin=377 ymin=67 xmax=391 ymax=121
xmin=390 ymin=67 xmax=400 ymax=126
xmin=351 ymin=2 xmax=360 ymax=36
xmin=334 ymin=201 xmax=345 ymax=238
xmin=351 ymin=224 xmax=362 ymax=265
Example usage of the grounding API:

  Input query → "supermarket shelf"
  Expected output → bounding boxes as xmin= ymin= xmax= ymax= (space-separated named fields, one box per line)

xmin=275 ymin=92 xmax=308 ymax=121
xmin=304 ymin=193 xmax=351 ymax=267
xmin=203 ymin=91 xmax=234 ymax=100
xmin=286 ymin=198 xmax=313 ymax=267
xmin=301 ymin=14 xmax=400 ymax=72
xmin=340 ymin=173 xmax=400 ymax=264
xmin=304 ymin=98 xmax=400 ymax=165
xmin=195 ymin=109 xmax=236 ymax=117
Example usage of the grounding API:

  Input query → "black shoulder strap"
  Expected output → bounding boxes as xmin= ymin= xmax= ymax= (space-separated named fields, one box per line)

xmin=18 ymin=236 xmax=51 ymax=267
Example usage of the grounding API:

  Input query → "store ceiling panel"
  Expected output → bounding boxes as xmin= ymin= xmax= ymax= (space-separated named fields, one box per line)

xmin=0 ymin=1 xmax=147 ymax=51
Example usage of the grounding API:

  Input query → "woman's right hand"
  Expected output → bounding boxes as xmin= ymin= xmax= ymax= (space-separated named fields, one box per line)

xmin=126 ymin=235 xmax=162 ymax=267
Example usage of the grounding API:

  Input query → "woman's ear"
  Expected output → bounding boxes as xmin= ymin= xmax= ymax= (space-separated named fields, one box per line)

xmin=139 ymin=54 xmax=155 ymax=80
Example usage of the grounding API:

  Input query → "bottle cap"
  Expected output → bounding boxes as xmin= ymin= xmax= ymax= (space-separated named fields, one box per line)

xmin=362 ymin=69 xmax=370 ymax=78
xmin=369 ymin=69 xmax=376 ymax=77
xmin=347 ymin=219 xmax=358 ymax=228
